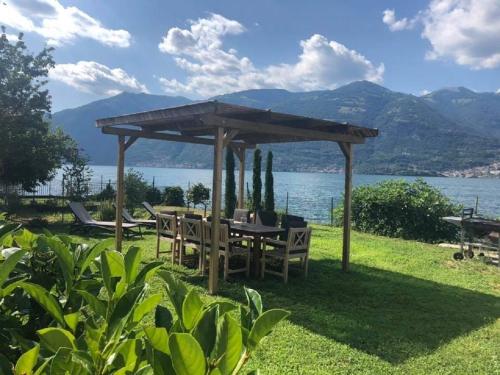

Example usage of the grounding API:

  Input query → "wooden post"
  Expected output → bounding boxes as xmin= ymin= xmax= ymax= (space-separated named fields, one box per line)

xmin=341 ymin=143 xmax=352 ymax=272
xmin=115 ymin=135 xmax=125 ymax=252
xmin=209 ymin=127 xmax=224 ymax=294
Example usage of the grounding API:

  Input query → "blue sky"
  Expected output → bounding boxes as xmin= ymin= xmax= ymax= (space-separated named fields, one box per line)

xmin=2 ymin=0 xmax=500 ymax=111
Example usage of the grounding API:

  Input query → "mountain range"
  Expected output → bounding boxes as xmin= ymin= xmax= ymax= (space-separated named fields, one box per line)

xmin=51 ymin=81 xmax=500 ymax=176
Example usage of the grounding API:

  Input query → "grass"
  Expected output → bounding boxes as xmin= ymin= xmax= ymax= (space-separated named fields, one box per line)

xmin=11 ymin=208 xmax=500 ymax=374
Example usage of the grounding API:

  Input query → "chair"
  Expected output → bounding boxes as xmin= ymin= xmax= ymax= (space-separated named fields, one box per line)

xmin=156 ymin=213 xmax=180 ymax=262
xmin=115 ymin=204 xmax=156 ymax=228
xmin=142 ymin=201 xmax=157 ymax=219
xmin=261 ymin=227 xmax=312 ymax=283
xmin=69 ymin=202 xmax=140 ymax=238
xmin=202 ymin=221 xmax=251 ymax=280
xmin=184 ymin=213 xmax=203 ymax=220
xmin=280 ymin=214 xmax=307 ymax=240
xmin=255 ymin=210 xmax=278 ymax=227
xmin=179 ymin=217 xmax=204 ymax=269
xmin=233 ymin=209 xmax=250 ymax=222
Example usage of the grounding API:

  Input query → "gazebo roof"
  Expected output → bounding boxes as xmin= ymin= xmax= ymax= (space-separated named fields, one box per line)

xmin=96 ymin=100 xmax=378 ymax=146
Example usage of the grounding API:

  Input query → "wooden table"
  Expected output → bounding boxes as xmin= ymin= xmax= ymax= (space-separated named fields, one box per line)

xmin=230 ymin=222 xmax=285 ymax=277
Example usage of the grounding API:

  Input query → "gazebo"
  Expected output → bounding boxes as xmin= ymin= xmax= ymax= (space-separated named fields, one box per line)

xmin=96 ymin=101 xmax=378 ymax=294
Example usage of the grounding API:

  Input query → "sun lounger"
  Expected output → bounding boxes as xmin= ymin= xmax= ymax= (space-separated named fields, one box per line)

xmin=122 ymin=207 xmax=156 ymax=228
xmin=69 ymin=202 xmax=140 ymax=238
xmin=142 ymin=201 xmax=157 ymax=219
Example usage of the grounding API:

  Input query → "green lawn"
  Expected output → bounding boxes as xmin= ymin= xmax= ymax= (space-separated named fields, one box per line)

xmin=21 ymin=212 xmax=500 ymax=374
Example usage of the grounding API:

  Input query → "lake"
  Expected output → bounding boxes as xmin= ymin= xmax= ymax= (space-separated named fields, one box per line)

xmin=60 ymin=165 xmax=500 ymax=224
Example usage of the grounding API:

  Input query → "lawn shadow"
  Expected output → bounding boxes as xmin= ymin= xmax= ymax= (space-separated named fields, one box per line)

xmin=214 ymin=258 xmax=500 ymax=364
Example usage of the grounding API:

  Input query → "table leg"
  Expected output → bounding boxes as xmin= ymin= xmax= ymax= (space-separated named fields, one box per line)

xmin=253 ymin=236 xmax=262 ymax=278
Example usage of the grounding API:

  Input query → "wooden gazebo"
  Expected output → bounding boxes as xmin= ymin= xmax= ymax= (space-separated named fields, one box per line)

xmin=96 ymin=101 xmax=378 ymax=294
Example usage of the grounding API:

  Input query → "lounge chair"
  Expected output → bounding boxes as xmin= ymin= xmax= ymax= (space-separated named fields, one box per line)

xmin=69 ymin=202 xmax=140 ymax=238
xmin=142 ymin=201 xmax=158 ymax=219
xmin=115 ymin=204 xmax=156 ymax=228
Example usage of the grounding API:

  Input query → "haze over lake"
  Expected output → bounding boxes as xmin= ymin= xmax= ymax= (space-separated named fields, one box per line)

xmin=67 ymin=166 xmax=500 ymax=223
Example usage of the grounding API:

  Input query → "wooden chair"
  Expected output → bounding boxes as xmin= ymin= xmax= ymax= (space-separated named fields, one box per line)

xmin=156 ymin=213 xmax=180 ymax=263
xmin=261 ymin=227 xmax=312 ymax=283
xmin=202 ymin=222 xmax=251 ymax=280
xmin=255 ymin=210 xmax=278 ymax=227
xmin=179 ymin=217 xmax=204 ymax=269
xmin=233 ymin=209 xmax=250 ymax=222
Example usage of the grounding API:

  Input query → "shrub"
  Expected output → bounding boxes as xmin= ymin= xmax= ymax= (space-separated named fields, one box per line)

xmin=96 ymin=182 xmax=115 ymax=201
xmin=98 ymin=200 xmax=115 ymax=221
xmin=333 ymin=179 xmax=461 ymax=243
xmin=124 ymin=169 xmax=148 ymax=213
xmin=163 ymin=186 xmax=185 ymax=207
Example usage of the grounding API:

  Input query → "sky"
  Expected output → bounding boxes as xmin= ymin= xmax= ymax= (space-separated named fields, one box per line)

xmin=2 ymin=0 xmax=500 ymax=111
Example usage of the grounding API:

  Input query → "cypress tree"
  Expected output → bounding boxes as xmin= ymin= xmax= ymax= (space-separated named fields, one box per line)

xmin=252 ymin=148 xmax=262 ymax=212
xmin=224 ymin=148 xmax=236 ymax=218
xmin=264 ymin=151 xmax=275 ymax=212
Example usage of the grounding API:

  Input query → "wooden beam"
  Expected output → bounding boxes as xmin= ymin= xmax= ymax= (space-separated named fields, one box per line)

xmin=338 ymin=142 xmax=349 ymax=157
xmin=342 ymin=143 xmax=353 ymax=272
xmin=208 ymin=127 xmax=224 ymax=294
xmin=101 ymin=126 xmax=251 ymax=149
xmin=201 ymin=114 xmax=365 ymax=144
xmin=115 ymin=135 xmax=126 ymax=252
xmin=223 ymin=129 xmax=239 ymax=147
xmin=124 ymin=136 xmax=138 ymax=151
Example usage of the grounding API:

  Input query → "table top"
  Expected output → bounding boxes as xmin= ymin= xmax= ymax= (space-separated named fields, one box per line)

xmin=230 ymin=222 xmax=285 ymax=236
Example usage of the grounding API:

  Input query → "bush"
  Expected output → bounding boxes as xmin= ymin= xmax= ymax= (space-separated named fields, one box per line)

xmin=96 ymin=182 xmax=115 ymax=201
xmin=146 ymin=185 xmax=163 ymax=205
xmin=163 ymin=186 xmax=185 ymax=207
xmin=98 ymin=200 xmax=115 ymax=221
xmin=333 ymin=179 xmax=461 ymax=243
xmin=124 ymin=169 xmax=148 ymax=213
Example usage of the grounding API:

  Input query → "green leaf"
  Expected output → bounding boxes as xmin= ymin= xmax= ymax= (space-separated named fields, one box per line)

xmin=43 ymin=237 xmax=75 ymax=293
xmin=49 ymin=347 xmax=91 ymax=375
xmin=0 ymin=248 xmax=27 ymax=287
xmin=192 ymin=306 xmax=218 ymax=358
xmin=124 ymin=246 xmax=142 ymax=284
xmin=21 ymin=282 xmax=65 ymax=326
xmin=77 ymin=238 xmax=113 ymax=277
xmin=144 ymin=326 xmax=169 ymax=354
xmin=247 ymin=309 xmax=290 ymax=351
xmin=169 ymin=333 xmax=206 ymax=375
xmin=100 ymin=251 xmax=125 ymax=297
xmin=213 ymin=314 xmax=242 ymax=375
xmin=133 ymin=293 xmax=162 ymax=323
xmin=208 ymin=301 xmax=237 ymax=316
xmin=115 ymin=339 xmax=142 ymax=369
xmin=76 ymin=290 xmax=106 ymax=317
xmin=182 ymin=289 xmax=204 ymax=330
xmin=15 ymin=344 xmax=39 ymax=375
xmin=244 ymin=287 xmax=263 ymax=318
xmin=155 ymin=305 xmax=173 ymax=330
xmin=107 ymin=285 xmax=144 ymax=339
xmin=38 ymin=328 xmax=76 ymax=353
xmin=158 ymin=271 xmax=188 ymax=318
xmin=64 ymin=312 xmax=80 ymax=333
xmin=135 ymin=261 xmax=163 ymax=285
xmin=13 ymin=229 xmax=36 ymax=250
xmin=136 ymin=365 xmax=154 ymax=375
xmin=239 ymin=305 xmax=252 ymax=332
xmin=210 ymin=369 xmax=223 ymax=375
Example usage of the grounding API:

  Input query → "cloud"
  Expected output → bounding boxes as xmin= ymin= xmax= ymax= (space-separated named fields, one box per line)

xmin=0 ymin=0 xmax=131 ymax=47
xmin=50 ymin=61 xmax=148 ymax=96
xmin=382 ymin=9 xmax=416 ymax=31
xmin=158 ymin=13 xmax=384 ymax=97
xmin=383 ymin=0 xmax=500 ymax=69
xmin=420 ymin=89 xmax=431 ymax=96
xmin=497 ymin=88 xmax=500 ymax=94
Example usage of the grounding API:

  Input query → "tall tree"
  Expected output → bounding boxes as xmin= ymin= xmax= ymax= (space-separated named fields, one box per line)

xmin=0 ymin=30 xmax=73 ymax=192
xmin=252 ymin=148 xmax=262 ymax=212
xmin=264 ymin=151 xmax=275 ymax=212
xmin=224 ymin=147 xmax=236 ymax=218
xmin=62 ymin=148 xmax=92 ymax=201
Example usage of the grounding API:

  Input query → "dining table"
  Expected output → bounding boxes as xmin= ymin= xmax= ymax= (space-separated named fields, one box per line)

xmin=230 ymin=222 xmax=285 ymax=277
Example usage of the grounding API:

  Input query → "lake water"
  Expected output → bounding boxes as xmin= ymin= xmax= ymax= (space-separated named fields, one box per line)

xmin=66 ymin=165 xmax=500 ymax=224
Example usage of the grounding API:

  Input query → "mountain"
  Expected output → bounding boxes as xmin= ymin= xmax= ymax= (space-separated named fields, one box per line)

xmin=52 ymin=82 xmax=500 ymax=176
xmin=422 ymin=87 xmax=500 ymax=138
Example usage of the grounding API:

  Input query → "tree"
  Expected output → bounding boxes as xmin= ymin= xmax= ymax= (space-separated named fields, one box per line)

xmin=187 ymin=183 xmax=210 ymax=215
xmin=252 ymin=148 xmax=262 ymax=212
xmin=224 ymin=148 xmax=237 ymax=218
xmin=62 ymin=148 xmax=92 ymax=201
xmin=264 ymin=150 xmax=275 ymax=212
xmin=0 ymin=30 xmax=73 ymax=192
xmin=163 ymin=186 xmax=185 ymax=207
xmin=145 ymin=185 xmax=162 ymax=205
xmin=124 ymin=169 xmax=148 ymax=213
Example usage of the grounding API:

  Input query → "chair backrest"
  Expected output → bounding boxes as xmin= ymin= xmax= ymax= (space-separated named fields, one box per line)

xmin=121 ymin=208 xmax=135 ymax=222
xmin=233 ymin=209 xmax=250 ymax=222
xmin=286 ymin=227 xmax=312 ymax=254
xmin=280 ymin=217 xmax=308 ymax=240
xmin=157 ymin=213 xmax=178 ymax=239
xmin=184 ymin=213 xmax=203 ymax=221
xmin=142 ymin=202 xmax=157 ymax=218
xmin=180 ymin=217 xmax=203 ymax=244
xmin=69 ymin=202 xmax=94 ymax=224
xmin=255 ymin=210 xmax=278 ymax=227
xmin=203 ymin=221 xmax=229 ymax=249
xmin=462 ymin=208 xmax=474 ymax=220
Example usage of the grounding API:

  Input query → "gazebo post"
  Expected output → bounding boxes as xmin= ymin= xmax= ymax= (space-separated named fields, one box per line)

xmin=115 ymin=135 xmax=125 ymax=252
xmin=340 ymin=142 xmax=353 ymax=271
xmin=209 ymin=127 xmax=224 ymax=294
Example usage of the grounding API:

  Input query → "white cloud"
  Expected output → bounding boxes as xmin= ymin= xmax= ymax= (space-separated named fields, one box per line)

xmin=0 ymin=0 xmax=131 ymax=47
xmin=496 ymin=88 xmax=500 ymax=94
xmin=382 ymin=9 xmax=416 ymax=31
xmin=50 ymin=61 xmax=148 ymax=96
xmin=158 ymin=13 xmax=384 ymax=97
xmin=383 ymin=0 xmax=500 ymax=69
xmin=420 ymin=89 xmax=431 ymax=96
